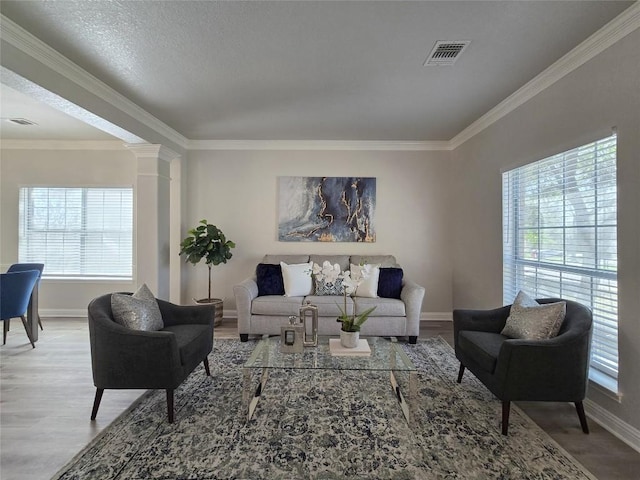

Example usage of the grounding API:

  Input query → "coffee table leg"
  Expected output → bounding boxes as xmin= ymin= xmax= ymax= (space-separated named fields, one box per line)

xmin=244 ymin=367 xmax=270 ymax=421
xmin=390 ymin=370 xmax=416 ymax=426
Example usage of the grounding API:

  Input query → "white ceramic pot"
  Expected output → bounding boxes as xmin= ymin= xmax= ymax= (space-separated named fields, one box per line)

xmin=340 ymin=330 xmax=359 ymax=348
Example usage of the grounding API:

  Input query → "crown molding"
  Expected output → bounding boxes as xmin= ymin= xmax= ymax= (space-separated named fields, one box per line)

xmin=125 ymin=143 xmax=180 ymax=161
xmin=0 ymin=14 xmax=188 ymax=150
xmin=0 ymin=139 xmax=127 ymax=150
xmin=187 ymin=139 xmax=452 ymax=151
xmin=450 ymin=2 xmax=640 ymax=149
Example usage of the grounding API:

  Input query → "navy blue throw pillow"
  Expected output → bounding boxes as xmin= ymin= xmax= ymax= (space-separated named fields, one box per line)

xmin=377 ymin=268 xmax=403 ymax=299
xmin=256 ymin=263 xmax=285 ymax=296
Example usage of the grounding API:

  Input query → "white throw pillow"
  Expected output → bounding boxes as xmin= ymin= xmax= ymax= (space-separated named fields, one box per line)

xmin=501 ymin=291 xmax=566 ymax=340
xmin=350 ymin=263 xmax=380 ymax=298
xmin=280 ymin=262 xmax=313 ymax=297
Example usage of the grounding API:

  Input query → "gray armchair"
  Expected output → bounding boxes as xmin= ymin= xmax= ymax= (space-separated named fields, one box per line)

xmin=88 ymin=293 xmax=215 ymax=423
xmin=454 ymin=298 xmax=593 ymax=435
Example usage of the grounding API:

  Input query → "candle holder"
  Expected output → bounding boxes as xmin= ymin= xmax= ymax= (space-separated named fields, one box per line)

xmin=300 ymin=300 xmax=318 ymax=347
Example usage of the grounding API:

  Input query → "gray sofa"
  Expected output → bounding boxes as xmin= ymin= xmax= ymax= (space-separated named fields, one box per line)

xmin=233 ymin=254 xmax=425 ymax=343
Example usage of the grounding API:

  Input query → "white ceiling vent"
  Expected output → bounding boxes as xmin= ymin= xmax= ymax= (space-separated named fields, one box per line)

xmin=6 ymin=118 xmax=38 ymax=126
xmin=424 ymin=40 xmax=470 ymax=66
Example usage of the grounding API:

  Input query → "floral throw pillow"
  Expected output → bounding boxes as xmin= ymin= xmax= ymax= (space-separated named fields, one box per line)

xmin=312 ymin=261 xmax=345 ymax=296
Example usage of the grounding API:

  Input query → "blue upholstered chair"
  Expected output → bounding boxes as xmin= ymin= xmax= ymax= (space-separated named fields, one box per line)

xmin=7 ymin=263 xmax=45 ymax=331
xmin=1 ymin=270 xmax=41 ymax=348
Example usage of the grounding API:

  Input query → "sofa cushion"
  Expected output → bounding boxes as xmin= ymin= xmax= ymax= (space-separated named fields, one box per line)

xmin=305 ymin=295 xmax=354 ymax=317
xmin=252 ymin=295 xmax=304 ymax=316
xmin=350 ymin=255 xmax=397 ymax=268
xmin=162 ymin=324 xmax=211 ymax=370
xmin=309 ymin=255 xmax=350 ymax=272
xmin=256 ymin=263 xmax=285 ymax=296
xmin=501 ymin=291 xmax=566 ymax=340
xmin=378 ymin=268 xmax=403 ymax=299
xmin=262 ymin=254 xmax=310 ymax=265
xmin=354 ymin=296 xmax=405 ymax=316
xmin=280 ymin=262 xmax=313 ymax=297
xmin=458 ymin=331 xmax=507 ymax=374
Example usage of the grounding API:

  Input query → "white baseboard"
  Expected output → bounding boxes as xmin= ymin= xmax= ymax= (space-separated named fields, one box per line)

xmin=584 ymin=399 xmax=640 ymax=453
xmin=43 ymin=309 xmax=454 ymax=321
xmin=222 ymin=310 xmax=452 ymax=322
xmin=421 ymin=312 xmax=453 ymax=322
xmin=41 ymin=308 xmax=87 ymax=318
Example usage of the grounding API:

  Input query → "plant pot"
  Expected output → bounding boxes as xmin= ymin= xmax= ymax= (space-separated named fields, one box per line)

xmin=194 ymin=298 xmax=223 ymax=327
xmin=340 ymin=330 xmax=359 ymax=348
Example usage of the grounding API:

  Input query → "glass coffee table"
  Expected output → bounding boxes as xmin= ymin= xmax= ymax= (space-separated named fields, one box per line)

xmin=242 ymin=335 xmax=417 ymax=425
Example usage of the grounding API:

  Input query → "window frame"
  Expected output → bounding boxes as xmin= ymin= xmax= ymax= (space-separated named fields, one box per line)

xmin=502 ymin=133 xmax=619 ymax=393
xmin=18 ymin=185 xmax=134 ymax=281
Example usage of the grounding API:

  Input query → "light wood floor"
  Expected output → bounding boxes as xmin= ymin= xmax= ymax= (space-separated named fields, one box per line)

xmin=1 ymin=318 xmax=639 ymax=480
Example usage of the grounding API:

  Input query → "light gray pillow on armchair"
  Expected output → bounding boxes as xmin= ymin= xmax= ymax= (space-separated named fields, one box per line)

xmin=501 ymin=291 xmax=566 ymax=340
xmin=111 ymin=283 xmax=164 ymax=331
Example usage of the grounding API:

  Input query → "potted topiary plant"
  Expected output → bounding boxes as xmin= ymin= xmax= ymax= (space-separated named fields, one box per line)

xmin=179 ymin=220 xmax=235 ymax=324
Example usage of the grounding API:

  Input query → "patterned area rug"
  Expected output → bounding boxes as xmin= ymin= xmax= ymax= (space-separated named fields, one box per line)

xmin=54 ymin=337 xmax=595 ymax=480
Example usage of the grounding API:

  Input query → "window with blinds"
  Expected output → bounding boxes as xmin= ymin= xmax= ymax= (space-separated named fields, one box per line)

xmin=502 ymin=134 xmax=618 ymax=391
xmin=18 ymin=187 xmax=133 ymax=279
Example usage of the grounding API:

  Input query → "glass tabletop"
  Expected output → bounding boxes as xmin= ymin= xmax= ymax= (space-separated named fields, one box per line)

xmin=243 ymin=336 xmax=415 ymax=372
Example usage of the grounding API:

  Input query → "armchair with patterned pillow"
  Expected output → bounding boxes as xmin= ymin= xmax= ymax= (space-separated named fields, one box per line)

xmin=88 ymin=286 xmax=215 ymax=423
xmin=454 ymin=294 xmax=593 ymax=435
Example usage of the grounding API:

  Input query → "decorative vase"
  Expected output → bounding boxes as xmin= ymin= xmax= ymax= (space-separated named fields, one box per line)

xmin=340 ymin=330 xmax=359 ymax=348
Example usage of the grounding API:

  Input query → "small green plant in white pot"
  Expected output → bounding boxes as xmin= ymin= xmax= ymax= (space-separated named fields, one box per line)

xmin=179 ymin=220 xmax=235 ymax=323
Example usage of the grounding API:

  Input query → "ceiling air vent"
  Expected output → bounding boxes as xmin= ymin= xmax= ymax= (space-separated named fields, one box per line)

xmin=424 ymin=40 xmax=470 ymax=66
xmin=6 ymin=118 xmax=38 ymax=126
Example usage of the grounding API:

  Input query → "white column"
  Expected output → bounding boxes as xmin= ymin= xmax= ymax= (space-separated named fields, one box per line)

xmin=169 ymin=157 xmax=182 ymax=304
xmin=126 ymin=144 xmax=179 ymax=300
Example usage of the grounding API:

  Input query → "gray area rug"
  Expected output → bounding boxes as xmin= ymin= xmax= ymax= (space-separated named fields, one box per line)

xmin=54 ymin=337 xmax=595 ymax=479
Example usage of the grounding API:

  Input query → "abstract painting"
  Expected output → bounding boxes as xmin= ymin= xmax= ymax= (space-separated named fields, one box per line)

xmin=278 ymin=177 xmax=376 ymax=242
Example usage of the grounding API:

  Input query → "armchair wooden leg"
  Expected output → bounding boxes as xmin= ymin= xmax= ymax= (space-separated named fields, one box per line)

xmin=20 ymin=315 xmax=36 ymax=348
xmin=3 ymin=320 xmax=8 ymax=345
xmin=166 ymin=389 xmax=175 ymax=423
xmin=457 ymin=364 xmax=465 ymax=383
xmin=239 ymin=334 xmax=248 ymax=342
xmin=408 ymin=336 xmax=417 ymax=344
xmin=203 ymin=357 xmax=211 ymax=376
xmin=575 ymin=401 xmax=589 ymax=434
xmin=91 ymin=388 xmax=104 ymax=420
xmin=502 ymin=401 xmax=511 ymax=435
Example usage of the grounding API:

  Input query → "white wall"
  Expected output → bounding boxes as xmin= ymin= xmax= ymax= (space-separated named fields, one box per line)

xmin=451 ymin=29 xmax=640 ymax=432
xmin=183 ymin=149 xmax=453 ymax=316
xmin=0 ymin=147 xmax=137 ymax=314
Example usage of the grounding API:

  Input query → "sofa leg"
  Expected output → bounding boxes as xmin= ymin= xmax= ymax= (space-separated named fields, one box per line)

xmin=240 ymin=334 xmax=248 ymax=342
xmin=457 ymin=364 xmax=465 ymax=383
xmin=408 ymin=336 xmax=417 ymax=344
xmin=166 ymin=389 xmax=175 ymax=423
xmin=203 ymin=357 xmax=211 ymax=376
xmin=90 ymin=388 xmax=104 ymax=420
xmin=575 ymin=401 xmax=589 ymax=434
xmin=502 ymin=401 xmax=511 ymax=435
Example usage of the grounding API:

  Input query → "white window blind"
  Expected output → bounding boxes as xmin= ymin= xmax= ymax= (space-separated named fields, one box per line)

xmin=19 ymin=187 xmax=133 ymax=279
xmin=502 ymin=134 xmax=618 ymax=390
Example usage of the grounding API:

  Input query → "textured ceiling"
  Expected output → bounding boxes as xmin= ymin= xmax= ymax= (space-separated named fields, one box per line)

xmin=0 ymin=1 xmax=635 ymax=142
xmin=0 ymin=84 xmax=117 ymax=141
